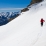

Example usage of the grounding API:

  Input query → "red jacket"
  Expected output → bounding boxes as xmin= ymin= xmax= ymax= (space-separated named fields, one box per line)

xmin=40 ymin=19 xmax=45 ymax=22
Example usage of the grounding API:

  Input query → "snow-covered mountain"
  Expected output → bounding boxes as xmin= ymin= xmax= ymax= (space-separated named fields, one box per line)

xmin=0 ymin=12 xmax=20 ymax=18
xmin=0 ymin=0 xmax=46 ymax=46
xmin=0 ymin=12 xmax=20 ymax=26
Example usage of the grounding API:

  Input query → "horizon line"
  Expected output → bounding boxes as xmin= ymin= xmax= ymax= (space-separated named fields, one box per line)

xmin=0 ymin=8 xmax=24 ymax=10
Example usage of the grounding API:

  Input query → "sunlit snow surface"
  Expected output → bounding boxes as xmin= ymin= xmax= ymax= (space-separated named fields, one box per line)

xmin=0 ymin=0 xmax=46 ymax=46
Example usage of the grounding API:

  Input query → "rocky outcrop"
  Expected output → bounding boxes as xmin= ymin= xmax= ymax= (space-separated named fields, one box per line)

xmin=21 ymin=0 xmax=43 ymax=12
xmin=27 ymin=0 xmax=43 ymax=7
xmin=21 ymin=8 xmax=29 ymax=12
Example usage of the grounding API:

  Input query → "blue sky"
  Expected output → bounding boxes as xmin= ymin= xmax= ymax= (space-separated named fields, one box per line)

xmin=0 ymin=0 xmax=31 ymax=8
xmin=0 ymin=0 xmax=31 ymax=12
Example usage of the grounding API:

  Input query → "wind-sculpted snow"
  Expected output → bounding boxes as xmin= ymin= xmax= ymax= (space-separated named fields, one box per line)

xmin=0 ymin=0 xmax=46 ymax=46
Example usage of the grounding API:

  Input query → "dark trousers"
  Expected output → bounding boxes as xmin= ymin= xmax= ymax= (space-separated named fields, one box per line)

xmin=41 ymin=22 xmax=43 ymax=26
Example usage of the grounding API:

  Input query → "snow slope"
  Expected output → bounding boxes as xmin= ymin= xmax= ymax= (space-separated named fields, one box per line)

xmin=0 ymin=0 xmax=46 ymax=46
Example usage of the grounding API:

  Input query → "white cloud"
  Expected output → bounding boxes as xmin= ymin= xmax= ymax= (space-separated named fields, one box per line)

xmin=0 ymin=8 xmax=23 ymax=10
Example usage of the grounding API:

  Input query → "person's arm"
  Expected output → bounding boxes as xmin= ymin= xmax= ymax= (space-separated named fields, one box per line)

xmin=43 ymin=20 xmax=45 ymax=22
